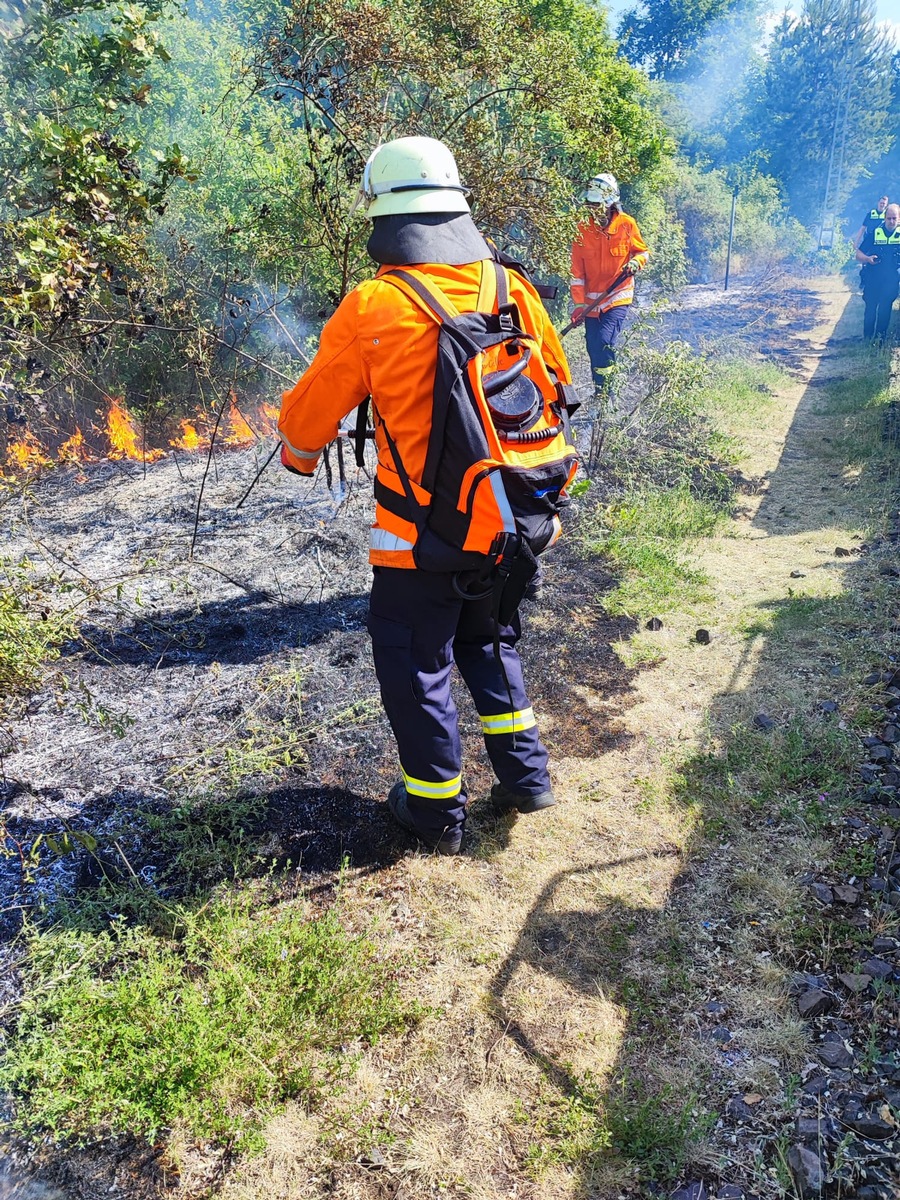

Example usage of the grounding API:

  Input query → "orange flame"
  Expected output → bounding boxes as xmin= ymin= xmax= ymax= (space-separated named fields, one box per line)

xmin=259 ymin=402 xmax=280 ymax=430
xmin=223 ymin=399 xmax=255 ymax=447
xmin=58 ymin=428 xmax=88 ymax=463
xmin=6 ymin=431 xmax=51 ymax=472
xmin=169 ymin=420 xmax=202 ymax=451
xmin=105 ymin=397 xmax=164 ymax=462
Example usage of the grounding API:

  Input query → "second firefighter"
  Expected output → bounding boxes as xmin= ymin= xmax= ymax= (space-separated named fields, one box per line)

xmin=570 ymin=173 xmax=649 ymax=398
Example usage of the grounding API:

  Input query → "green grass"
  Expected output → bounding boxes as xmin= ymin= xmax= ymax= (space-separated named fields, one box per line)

xmin=605 ymin=1076 xmax=715 ymax=1182
xmin=1 ymin=890 xmax=418 ymax=1150
xmin=696 ymin=358 xmax=783 ymax=429
xmin=517 ymin=1066 xmax=714 ymax=1186
xmin=814 ymin=368 xmax=896 ymax=470
xmin=677 ymin=718 xmax=857 ymax=829
xmin=517 ymin=1076 xmax=611 ymax=1179
xmin=575 ymin=349 xmax=773 ymax=618
xmin=580 ymin=483 xmax=727 ymax=617
xmin=0 ymin=557 xmax=74 ymax=707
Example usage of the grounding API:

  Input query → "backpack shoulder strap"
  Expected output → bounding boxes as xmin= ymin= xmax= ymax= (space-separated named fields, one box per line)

xmin=381 ymin=268 xmax=458 ymax=323
xmin=476 ymin=259 xmax=496 ymax=313
xmin=493 ymin=260 xmax=517 ymax=332
xmin=353 ymin=395 xmax=369 ymax=468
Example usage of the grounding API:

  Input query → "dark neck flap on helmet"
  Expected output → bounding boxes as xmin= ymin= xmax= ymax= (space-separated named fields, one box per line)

xmin=367 ymin=213 xmax=491 ymax=266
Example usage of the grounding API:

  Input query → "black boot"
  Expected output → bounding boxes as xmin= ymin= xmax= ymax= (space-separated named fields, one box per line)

xmin=387 ymin=782 xmax=464 ymax=855
xmin=490 ymin=781 xmax=556 ymax=815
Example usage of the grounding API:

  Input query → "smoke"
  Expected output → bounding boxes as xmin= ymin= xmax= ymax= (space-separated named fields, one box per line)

xmin=673 ymin=6 xmax=767 ymax=134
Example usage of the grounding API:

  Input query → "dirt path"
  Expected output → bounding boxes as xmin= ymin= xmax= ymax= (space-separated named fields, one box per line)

xmin=213 ymin=276 xmax=869 ymax=1200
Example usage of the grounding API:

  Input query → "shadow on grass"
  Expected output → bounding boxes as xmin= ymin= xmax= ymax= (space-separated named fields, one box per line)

xmin=478 ymin=281 xmax=900 ymax=1196
xmin=68 ymin=588 xmax=370 ymax=668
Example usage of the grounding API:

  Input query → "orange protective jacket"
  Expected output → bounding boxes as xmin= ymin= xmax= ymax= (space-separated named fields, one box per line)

xmin=278 ymin=260 xmax=573 ymax=569
xmin=570 ymin=211 xmax=649 ymax=313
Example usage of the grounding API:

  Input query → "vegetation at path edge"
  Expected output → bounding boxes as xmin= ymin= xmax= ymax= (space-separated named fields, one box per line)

xmin=0 ymin=888 xmax=419 ymax=1151
xmin=577 ymin=354 xmax=781 ymax=619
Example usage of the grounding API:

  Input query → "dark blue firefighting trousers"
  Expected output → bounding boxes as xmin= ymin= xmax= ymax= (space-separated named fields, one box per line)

xmin=367 ymin=566 xmax=551 ymax=840
xmin=863 ymin=274 xmax=898 ymax=341
xmin=584 ymin=307 xmax=628 ymax=390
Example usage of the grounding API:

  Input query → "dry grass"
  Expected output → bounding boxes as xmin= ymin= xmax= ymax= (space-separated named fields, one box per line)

xmin=215 ymin=277 xmax=884 ymax=1200
xmin=13 ymin=276 xmax=892 ymax=1200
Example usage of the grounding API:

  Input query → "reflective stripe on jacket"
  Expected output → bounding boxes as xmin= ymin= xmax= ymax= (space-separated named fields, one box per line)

xmin=278 ymin=260 xmax=573 ymax=568
xmin=570 ymin=211 xmax=649 ymax=312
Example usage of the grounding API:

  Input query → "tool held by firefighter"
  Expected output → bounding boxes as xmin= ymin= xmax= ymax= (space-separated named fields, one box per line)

xmin=557 ymin=267 xmax=631 ymax=337
xmin=569 ymin=172 xmax=649 ymax=398
xmin=277 ymin=135 xmax=578 ymax=856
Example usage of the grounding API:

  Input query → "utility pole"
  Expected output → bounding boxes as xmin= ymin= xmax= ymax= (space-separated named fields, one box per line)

xmin=724 ymin=190 xmax=737 ymax=290
xmin=818 ymin=0 xmax=864 ymax=250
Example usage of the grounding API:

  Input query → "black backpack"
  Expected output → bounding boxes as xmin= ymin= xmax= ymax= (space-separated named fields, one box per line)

xmin=357 ymin=260 xmax=578 ymax=616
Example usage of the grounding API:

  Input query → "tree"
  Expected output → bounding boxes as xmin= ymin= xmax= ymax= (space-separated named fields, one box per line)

xmin=0 ymin=0 xmax=201 ymax=450
xmin=0 ymin=0 xmax=672 ymax=460
xmin=841 ymin=48 xmax=900 ymax=229
xmin=617 ymin=0 xmax=744 ymax=81
xmin=741 ymin=0 xmax=894 ymax=223
xmin=0 ymin=0 xmax=192 ymax=324
xmin=246 ymin=0 xmax=669 ymax=293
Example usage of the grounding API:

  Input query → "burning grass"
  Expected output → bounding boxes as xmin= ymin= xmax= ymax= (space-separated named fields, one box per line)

xmin=2 ymin=392 xmax=280 ymax=474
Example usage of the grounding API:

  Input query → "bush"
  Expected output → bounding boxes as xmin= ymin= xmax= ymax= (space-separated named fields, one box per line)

xmin=626 ymin=166 xmax=689 ymax=293
xmin=1 ymin=893 xmax=417 ymax=1150
xmin=0 ymin=558 xmax=74 ymax=709
xmin=662 ymin=160 xmax=810 ymax=282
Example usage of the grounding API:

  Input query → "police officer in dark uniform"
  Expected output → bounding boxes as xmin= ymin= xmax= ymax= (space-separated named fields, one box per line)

xmin=856 ymin=202 xmax=900 ymax=343
xmin=851 ymin=194 xmax=889 ymax=249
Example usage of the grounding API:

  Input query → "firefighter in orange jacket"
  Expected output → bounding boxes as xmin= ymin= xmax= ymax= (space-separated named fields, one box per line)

xmin=570 ymin=173 xmax=649 ymax=396
xmin=278 ymin=136 xmax=573 ymax=855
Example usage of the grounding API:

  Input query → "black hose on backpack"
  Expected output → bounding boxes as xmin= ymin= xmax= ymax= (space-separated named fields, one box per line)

xmin=454 ymin=555 xmax=520 ymax=750
xmin=490 ymin=560 xmax=519 ymax=752
xmin=452 ymin=571 xmax=495 ymax=602
xmin=497 ymin=423 xmax=562 ymax=444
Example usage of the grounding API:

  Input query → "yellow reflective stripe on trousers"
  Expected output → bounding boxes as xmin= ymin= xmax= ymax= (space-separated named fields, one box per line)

xmin=593 ymin=365 xmax=614 ymax=376
xmin=480 ymin=707 xmax=536 ymax=735
xmin=402 ymin=769 xmax=462 ymax=800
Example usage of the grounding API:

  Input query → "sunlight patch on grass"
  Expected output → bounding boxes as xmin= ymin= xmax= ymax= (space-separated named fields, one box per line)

xmin=697 ymin=358 xmax=784 ymax=433
xmin=580 ymin=484 xmax=727 ymax=617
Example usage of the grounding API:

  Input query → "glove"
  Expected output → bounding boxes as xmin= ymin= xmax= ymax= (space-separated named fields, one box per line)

xmin=570 ymin=305 xmax=588 ymax=323
xmin=625 ymin=259 xmax=641 ymax=275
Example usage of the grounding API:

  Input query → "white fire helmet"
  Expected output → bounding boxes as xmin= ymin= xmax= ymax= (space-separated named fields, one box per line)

xmin=353 ymin=136 xmax=470 ymax=219
xmin=584 ymin=173 xmax=620 ymax=207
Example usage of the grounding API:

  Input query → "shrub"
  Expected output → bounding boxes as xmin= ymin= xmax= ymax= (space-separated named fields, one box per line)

xmin=1 ymin=892 xmax=417 ymax=1150
xmin=0 ymin=558 xmax=74 ymax=709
